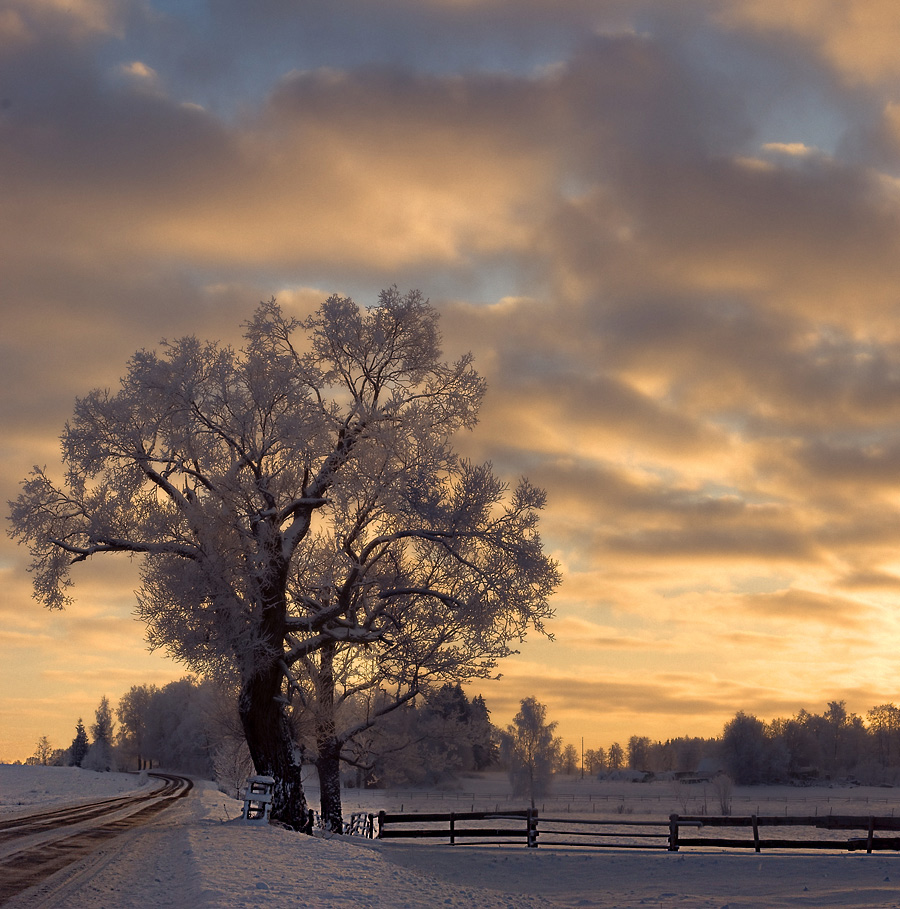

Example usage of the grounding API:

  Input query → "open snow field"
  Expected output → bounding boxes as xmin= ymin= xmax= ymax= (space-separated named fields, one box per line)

xmin=4 ymin=766 xmax=900 ymax=908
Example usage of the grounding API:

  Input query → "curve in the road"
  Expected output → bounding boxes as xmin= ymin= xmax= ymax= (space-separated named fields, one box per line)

xmin=0 ymin=773 xmax=193 ymax=905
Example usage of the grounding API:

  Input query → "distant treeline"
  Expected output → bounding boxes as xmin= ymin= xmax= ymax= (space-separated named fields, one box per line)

xmin=23 ymin=679 xmax=503 ymax=793
xmin=593 ymin=701 xmax=900 ymax=786
xmin=25 ymin=686 xmax=900 ymax=790
xmin=26 ymin=678 xmax=238 ymax=781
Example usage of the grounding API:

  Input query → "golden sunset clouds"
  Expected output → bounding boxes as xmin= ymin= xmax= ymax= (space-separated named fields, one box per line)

xmin=5 ymin=1 xmax=900 ymax=759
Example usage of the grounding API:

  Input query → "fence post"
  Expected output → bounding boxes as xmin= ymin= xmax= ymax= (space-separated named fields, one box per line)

xmin=377 ymin=810 xmax=386 ymax=839
xmin=366 ymin=813 xmax=374 ymax=838
xmin=668 ymin=814 xmax=679 ymax=852
xmin=867 ymin=816 xmax=875 ymax=854
xmin=527 ymin=808 xmax=539 ymax=848
xmin=752 ymin=814 xmax=760 ymax=853
xmin=449 ymin=811 xmax=455 ymax=845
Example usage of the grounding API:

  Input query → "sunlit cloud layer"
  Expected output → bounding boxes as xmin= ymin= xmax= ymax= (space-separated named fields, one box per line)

xmin=4 ymin=0 xmax=900 ymax=760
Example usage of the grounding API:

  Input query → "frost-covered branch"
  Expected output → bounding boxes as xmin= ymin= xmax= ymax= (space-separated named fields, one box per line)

xmin=50 ymin=535 xmax=199 ymax=562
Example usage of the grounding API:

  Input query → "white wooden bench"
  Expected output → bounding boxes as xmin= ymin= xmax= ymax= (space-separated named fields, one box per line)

xmin=241 ymin=774 xmax=276 ymax=823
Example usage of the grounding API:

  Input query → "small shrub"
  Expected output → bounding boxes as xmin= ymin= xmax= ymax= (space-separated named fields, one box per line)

xmin=671 ymin=780 xmax=691 ymax=813
xmin=713 ymin=773 xmax=733 ymax=815
xmin=213 ymin=737 xmax=253 ymax=800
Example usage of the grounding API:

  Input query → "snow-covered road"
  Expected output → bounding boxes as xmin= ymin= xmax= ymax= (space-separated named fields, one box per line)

xmin=0 ymin=773 xmax=191 ymax=903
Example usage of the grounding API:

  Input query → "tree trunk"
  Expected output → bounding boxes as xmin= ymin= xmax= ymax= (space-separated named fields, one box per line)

xmin=315 ymin=738 xmax=344 ymax=834
xmin=236 ymin=552 xmax=309 ymax=829
xmin=314 ymin=643 xmax=344 ymax=833
xmin=239 ymin=659 xmax=308 ymax=829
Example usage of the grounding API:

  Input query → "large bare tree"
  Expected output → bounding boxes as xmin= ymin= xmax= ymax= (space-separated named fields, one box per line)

xmin=8 ymin=288 xmax=557 ymax=829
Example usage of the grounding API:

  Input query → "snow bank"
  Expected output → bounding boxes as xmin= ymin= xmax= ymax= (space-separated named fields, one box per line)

xmin=180 ymin=785 xmax=553 ymax=908
xmin=0 ymin=764 xmax=150 ymax=815
xmin=183 ymin=786 xmax=900 ymax=909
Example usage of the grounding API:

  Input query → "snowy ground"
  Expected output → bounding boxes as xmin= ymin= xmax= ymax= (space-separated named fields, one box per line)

xmin=4 ymin=766 xmax=900 ymax=908
xmin=0 ymin=765 xmax=152 ymax=816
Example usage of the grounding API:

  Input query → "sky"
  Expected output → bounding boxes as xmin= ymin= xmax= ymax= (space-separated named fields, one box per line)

xmin=6 ymin=0 xmax=900 ymax=763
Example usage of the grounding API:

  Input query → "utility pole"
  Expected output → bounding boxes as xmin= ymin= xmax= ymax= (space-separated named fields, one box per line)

xmin=581 ymin=736 xmax=584 ymax=779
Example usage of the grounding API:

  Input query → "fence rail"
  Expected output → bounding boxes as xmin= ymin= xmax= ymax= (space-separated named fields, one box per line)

xmin=376 ymin=809 xmax=538 ymax=846
xmin=371 ymin=808 xmax=900 ymax=853
xmin=670 ymin=813 xmax=900 ymax=853
xmin=537 ymin=815 xmax=673 ymax=849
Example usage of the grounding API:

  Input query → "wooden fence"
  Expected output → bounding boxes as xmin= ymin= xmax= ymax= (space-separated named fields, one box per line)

xmin=376 ymin=809 xmax=538 ymax=846
xmin=670 ymin=813 xmax=900 ymax=853
xmin=372 ymin=809 xmax=900 ymax=853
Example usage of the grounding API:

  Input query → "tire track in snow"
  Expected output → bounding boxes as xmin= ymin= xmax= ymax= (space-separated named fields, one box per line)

xmin=0 ymin=773 xmax=192 ymax=905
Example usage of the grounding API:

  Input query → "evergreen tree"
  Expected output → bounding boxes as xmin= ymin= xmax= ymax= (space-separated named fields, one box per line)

xmin=69 ymin=718 xmax=89 ymax=767
xmin=84 ymin=696 xmax=116 ymax=771
xmin=470 ymin=695 xmax=499 ymax=770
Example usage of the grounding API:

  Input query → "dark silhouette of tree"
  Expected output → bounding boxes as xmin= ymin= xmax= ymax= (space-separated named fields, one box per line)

xmin=721 ymin=711 xmax=767 ymax=784
xmin=470 ymin=695 xmax=499 ymax=770
xmin=558 ymin=743 xmax=578 ymax=774
xmin=867 ymin=704 xmax=900 ymax=771
xmin=627 ymin=735 xmax=652 ymax=770
xmin=607 ymin=742 xmax=624 ymax=771
xmin=584 ymin=747 xmax=606 ymax=775
xmin=720 ymin=711 xmax=789 ymax=784
xmin=69 ymin=718 xmax=89 ymax=767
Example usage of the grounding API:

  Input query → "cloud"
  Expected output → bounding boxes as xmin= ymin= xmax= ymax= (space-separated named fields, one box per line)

xmin=8 ymin=0 xmax=900 ymax=760
xmin=117 ymin=59 xmax=160 ymax=88
xmin=550 ymin=616 xmax=675 ymax=651
xmin=599 ymin=502 xmax=815 ymax=563
xmin=1 ymin=0 xmax=125 ymax=45
xmin=795 ymin=437 xmax=900 ymax=487
xmin=0 ymin=8 xmax=30 ymax=48
xmin=476 ymin=662 xmax=817 ymax=741
xmin=762 ymin=141 xmax=819 ymax=157
xmin=837 ymin=569 xmax=900 ymax=590
xmin=0 ymin=52 xmax=556 ymax=281
xmin=736 ymin=588 xmax=875 ymax=629
xmin=721 ymin=0 xmax=900 ymax=84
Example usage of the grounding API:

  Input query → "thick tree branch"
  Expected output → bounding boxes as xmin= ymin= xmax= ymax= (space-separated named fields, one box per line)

xmin=51 ymin=536 xmax=200 ymax=562
xmin=335 ymin=687 xmax=421 ymax=747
